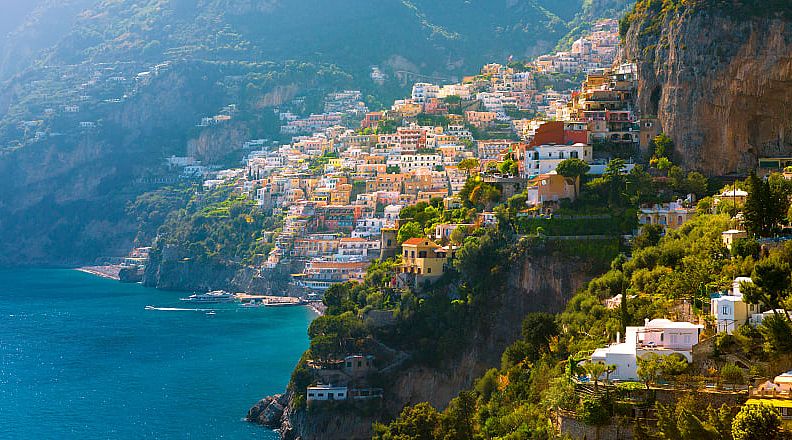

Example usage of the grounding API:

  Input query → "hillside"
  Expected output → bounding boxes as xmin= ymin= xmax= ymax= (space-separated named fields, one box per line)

xmin=621 ymin=0 xmax=792 ymax=175
xmin=0 ymin=0 xmax=630 ymax=267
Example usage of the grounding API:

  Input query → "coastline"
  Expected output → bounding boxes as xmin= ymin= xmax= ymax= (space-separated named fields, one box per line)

xmin=306 ymin=301 xmax=325 ymax=316
xmin=75 ymin=265 xmax=123 ymax=281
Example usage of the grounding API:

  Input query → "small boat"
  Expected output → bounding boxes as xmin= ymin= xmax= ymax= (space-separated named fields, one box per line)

xmin=180 ymin=290 xmax=237 ymax=303
xmin=205 ymin=311 xmax=217 ymax=316
xmin=241 ymin=301 xmax=264 ymax=308
xmin=145 ymin=305 xmax=156 ymax=310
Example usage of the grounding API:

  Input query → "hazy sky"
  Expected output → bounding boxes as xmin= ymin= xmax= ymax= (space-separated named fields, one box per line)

xmin=0 ymin=1 xmax=42 ymax=37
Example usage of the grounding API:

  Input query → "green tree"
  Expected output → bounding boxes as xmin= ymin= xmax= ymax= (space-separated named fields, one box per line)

xmin=521 ymin=312 xmax=559 ymax=355
xmin=685 ymin=172 xmax=709 ymax=198
xmin=732 ymin=404 xmax=782 ymax=440
xmin=742 ymin=258 xmax=792 ymax=315
xmin=637 ymin=353 xmax=661 ymax=390
xmin=659 ymin=353 xmax=689 ymax=381
xmin=373 ymin=402 xmax=443 ymax=440
xmin=720 ymin=363 xmax=745 ymax=390
xmin=398 ymin=221 xmax=424 ymax=244
xmin=457 ymin=158 xmax=480 ymax=177
xmin=498 ymin=158 xmax=519 ymax=176
xmin=556 ymin=157 xmax=591 ymax=199
xmin=653 ymin=133 xmax=673 ymax=158
xmin=584 ymin=361 xmax=608 ymax=393
xmin=744 ymin=172 xmax=789 ymax=237
xmin=634 ymin=223 xmax=664 ymax=250
xmin=578 ymin=395 xmax=611 ymax=426
xmin=441 ymin=391 xmax=477 ymax=440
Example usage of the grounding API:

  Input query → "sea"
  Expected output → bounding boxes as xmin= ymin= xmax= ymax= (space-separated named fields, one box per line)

xmin=0 ymin=269 xmax=313 ymax=439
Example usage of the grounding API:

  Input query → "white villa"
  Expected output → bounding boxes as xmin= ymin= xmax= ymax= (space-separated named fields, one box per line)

xmin=590 ymin=319 xmax=704 ymax=381
xmin=523 ymin=143 xmax=593 ymax=176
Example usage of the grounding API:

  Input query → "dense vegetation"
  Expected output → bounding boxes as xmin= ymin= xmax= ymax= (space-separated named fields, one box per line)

xmin=375 ymin=171 xmax=792 ymax=438
xmin=620 ymin=0 xmax=792 ymax=40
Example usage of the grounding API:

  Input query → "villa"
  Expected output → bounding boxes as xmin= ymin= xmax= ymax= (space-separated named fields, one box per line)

xmin=590 ymin=319 xmax=704 ymax=381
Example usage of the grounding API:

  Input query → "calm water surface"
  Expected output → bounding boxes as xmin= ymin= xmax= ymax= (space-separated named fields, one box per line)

xmin=0 ymin=269 xmax=313 ymax=439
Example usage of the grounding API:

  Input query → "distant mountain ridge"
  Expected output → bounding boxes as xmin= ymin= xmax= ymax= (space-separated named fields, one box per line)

xmin=0 ymin=0 xmax=631 ymax=267
xmin=1 ymin=0 xmax=632 ymax=83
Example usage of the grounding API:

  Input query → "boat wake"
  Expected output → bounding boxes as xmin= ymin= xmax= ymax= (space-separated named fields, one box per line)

xmin=144 ymin=306 xmax=216 ymax=312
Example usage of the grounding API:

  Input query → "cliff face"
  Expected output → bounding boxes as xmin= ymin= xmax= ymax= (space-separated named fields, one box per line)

xmin=0 ymin=65 xmax=224 ymax=266
xmin=143 ymin=244 xmax=290 ymax=293
xmin=265 ymin=252 xmax=601 ymax=440
xmin=623 ymin=6 xmax=792 ymax=174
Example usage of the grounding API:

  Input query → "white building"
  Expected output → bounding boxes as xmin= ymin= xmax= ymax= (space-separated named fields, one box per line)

xmin=398 ymin=154 xmax=442 ymax=173
xmin=711 ymin=277 xmax=761 ymax=334
xmin=411 ymin=83 xmax=440 ymax=104
xmin=307 ymin=385 xmax=347 ymax=402
xmin=523 ymin=143 xmax=593 ymax=176
xmin=590 ymin=319 xmax=704 ymax=381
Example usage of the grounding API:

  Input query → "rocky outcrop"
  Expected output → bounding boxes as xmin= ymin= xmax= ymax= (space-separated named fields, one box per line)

xmin=248 ymin=394 xmax=290 ymax=428
xmin=142 ymin=243 xmax=291 ymax=293
xmin=253 ymin=251 xmax=602 ymax=439
xmin=622 ymin=4 xmax=792 ymax=175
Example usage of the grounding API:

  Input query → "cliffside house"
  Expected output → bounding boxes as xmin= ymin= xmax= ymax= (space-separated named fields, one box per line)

xmin=307 ymin=384 xmax=347 ymax=402
xmin=590 ymin=319 xmax=704 ymax=381
xmin=399 ymin=238 xmax=451 ymax=288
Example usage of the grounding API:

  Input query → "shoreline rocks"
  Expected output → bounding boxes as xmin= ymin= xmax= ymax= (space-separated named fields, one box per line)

xmin=247 ymin=394 xmax=289 ymax=429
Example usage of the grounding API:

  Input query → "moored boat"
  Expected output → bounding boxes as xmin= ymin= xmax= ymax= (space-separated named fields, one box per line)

xmin=180 ymin=290 xmax=237 ymax=303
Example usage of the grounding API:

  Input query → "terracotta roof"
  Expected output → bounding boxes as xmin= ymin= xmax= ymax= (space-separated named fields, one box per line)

xmin=402 ymin=238 xmax=438 ymax=247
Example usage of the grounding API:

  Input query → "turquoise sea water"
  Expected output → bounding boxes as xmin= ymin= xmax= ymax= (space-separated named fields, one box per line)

xmin=0 ymin=269 xmax=313 ymax=439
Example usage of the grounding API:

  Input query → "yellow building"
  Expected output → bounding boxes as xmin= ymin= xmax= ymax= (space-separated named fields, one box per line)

xmin=400 ymin=238 xmax=450 ymax=287
xmin=722 ymin=229 xmax=748 ymax=251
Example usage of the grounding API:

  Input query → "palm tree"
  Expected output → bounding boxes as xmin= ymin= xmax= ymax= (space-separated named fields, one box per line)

xmin=604 ymin=364 xmax=617 ymax=385
xmin=584 ymin=361 xmax=608 ymax=394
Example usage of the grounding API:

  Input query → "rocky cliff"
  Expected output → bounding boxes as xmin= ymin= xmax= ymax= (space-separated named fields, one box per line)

xmin=251 ymin=251 xmax=603 ymax=439
xmin=622 ymin=2 xmax=792 ymax=175
xmin=143 ymin=243 xmax=291 ymax=293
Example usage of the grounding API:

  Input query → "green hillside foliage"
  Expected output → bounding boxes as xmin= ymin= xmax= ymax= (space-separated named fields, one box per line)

xmin=152 ymin=185 xmax=282 ymax=266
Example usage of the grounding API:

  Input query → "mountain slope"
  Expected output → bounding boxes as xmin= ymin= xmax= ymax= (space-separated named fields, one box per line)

xmin=0 ymin=0 xmax=625 ymax=266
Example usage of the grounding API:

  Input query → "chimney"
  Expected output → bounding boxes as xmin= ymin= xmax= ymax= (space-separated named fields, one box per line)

xmin=644 ymin=318 xmax=650 ymax=326
xmin=616 ymin=332 xmax=621 ymax=344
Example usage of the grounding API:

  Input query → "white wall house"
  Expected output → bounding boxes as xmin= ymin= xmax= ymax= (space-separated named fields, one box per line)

xmin=307 ymin=385 xmax=347 ymax=402
xmin=523 ymin=143 xmax=593 ymax=176
xmin=711 ymin=277 xmax=761 ymax=334
xmin=590 ymin=319 xmax=704 ymax=381
xmin=399 ymin=154 xmax=442 ymax=172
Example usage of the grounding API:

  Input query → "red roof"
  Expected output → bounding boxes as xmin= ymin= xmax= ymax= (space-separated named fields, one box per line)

xmin=402 ymin=238 xmax=438 ymax=247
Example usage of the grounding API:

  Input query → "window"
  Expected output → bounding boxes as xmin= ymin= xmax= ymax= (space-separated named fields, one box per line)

xmin=722 ymin=306 xmax=729 ymax=315
xmin=427 ymin=268 xmax=432 ymax=274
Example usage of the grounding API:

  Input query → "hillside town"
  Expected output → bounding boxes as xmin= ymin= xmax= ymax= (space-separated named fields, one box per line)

xmin=104 ymin=16 xmax=792 ymax=436
xmin=139 ymin=20 xmax=651 ymax=296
